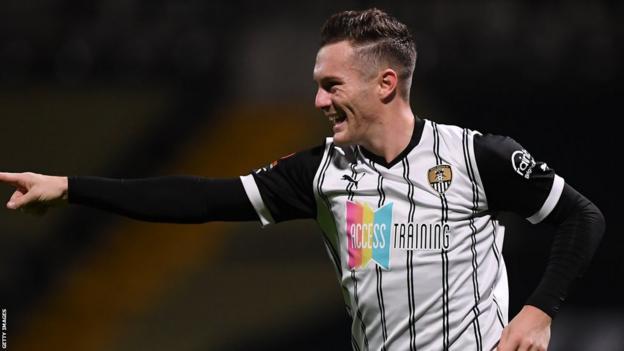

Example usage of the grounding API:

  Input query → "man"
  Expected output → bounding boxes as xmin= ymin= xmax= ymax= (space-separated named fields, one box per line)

xmin=0 ymin=8 xmax=605 ymax=351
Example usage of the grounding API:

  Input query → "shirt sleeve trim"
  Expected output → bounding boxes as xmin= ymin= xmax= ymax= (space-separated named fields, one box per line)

xmin=240 ymin=174 xmax=274 ymax=227
xmin=527 ymin=174 xmax=565 ymax=224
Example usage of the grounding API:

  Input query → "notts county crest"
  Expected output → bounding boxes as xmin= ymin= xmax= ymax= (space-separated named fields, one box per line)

xmin=428 ymin=165 xmax=453 ymax=194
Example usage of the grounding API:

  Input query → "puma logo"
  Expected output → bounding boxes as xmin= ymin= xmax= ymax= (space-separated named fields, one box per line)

xmin=341 ymin=174 xmax=364 ymax=188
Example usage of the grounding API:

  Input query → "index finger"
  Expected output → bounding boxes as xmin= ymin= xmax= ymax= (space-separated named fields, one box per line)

xmin=0 ymin=172 xmax=24 ymax=187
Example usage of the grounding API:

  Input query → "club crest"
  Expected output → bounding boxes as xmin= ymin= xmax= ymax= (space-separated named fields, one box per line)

xmin=428 ymin=165 xmax=452 ymax=194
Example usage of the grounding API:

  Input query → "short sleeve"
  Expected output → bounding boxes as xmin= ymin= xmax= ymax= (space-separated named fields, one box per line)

xmin=240 ymin=141 xmax=325 ymax=226
xmin=474 ymin=134 xmax=565 ymax=224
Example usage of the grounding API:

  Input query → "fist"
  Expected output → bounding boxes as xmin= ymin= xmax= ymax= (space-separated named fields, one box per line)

xmin=497 ymin=305 xmax=551 ymax=351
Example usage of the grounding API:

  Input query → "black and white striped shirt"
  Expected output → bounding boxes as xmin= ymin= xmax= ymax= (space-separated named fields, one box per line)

xmin=241 ymin=117 xmax=563 ymax=351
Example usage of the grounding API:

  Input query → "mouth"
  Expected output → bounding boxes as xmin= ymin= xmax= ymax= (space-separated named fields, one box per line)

xmin=328 ymin=112 xmax=347 ymax=126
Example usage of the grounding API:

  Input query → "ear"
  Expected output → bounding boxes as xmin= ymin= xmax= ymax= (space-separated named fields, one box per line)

xmin=378 ymin=68 xmax=398 ymax=102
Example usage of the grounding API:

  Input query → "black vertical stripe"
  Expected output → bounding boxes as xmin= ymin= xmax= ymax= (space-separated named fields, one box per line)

xmin=405 ymin=250 xmax=414 ymax=348
xmin=489 ymin=219 xmax=504 ymax=333
xmin=440 ymin=249 xmax=449 ymax=350
xmin=491 ymin=218 xmax=505 ymax=331
xmin=462 ymin=129 xmax=483 ymax=350
xmin=352 ymin=335 xmax=361 ymax=351
xmin=492 ymin=296 xmax=506 ymax=329
xmin=347 ymin=162 xmax=357 ymax=201
xmin=352 ymin=270 xmax=370 ymax=350
xmin=432 ymin=123 xmax=441 ymax=164
xmin=371 ymin=162 xmax=389 ymax=350
xmin=405 ymin=158 xmax=418 ymax=351
xmin=489 ymin=220 xmax=501 ymax=264
xmin=376 ymin=265 xmax=388 ymax=351
xmin=432 ymin=122 xmax=450 ymax=351
xmin=344 ymin=154 xmax=369 ymax=350
xmin=403 ymin=158 xmax=416 ymax=221
xmin=317 ymin=144 xmax=342 ymax=275
xmin=374 ymin=165 xmax=386 ymax=208
xmin=409 ymin=250 xmax=417 ymax=351
xmin=401 ymin=158 xmax=418 ymax=351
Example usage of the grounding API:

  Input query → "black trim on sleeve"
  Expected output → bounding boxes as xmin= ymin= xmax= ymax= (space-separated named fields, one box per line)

xmin=251 ymin=142 xmax=325 ymax=222
xmin=474 ymin=134 xmax=556 ymax=218
xmin=68 ymin=176 xmax=258 ymax=223
xmin=525 ymin=183 xmax=605 ymax=318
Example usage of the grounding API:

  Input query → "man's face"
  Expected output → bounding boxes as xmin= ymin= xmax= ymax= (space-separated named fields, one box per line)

xmin=313 ymin=40 xmax=379 ymax=146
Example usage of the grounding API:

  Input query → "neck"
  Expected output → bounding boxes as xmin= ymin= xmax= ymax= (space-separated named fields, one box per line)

xmin=360 ymin=103 xmax=415 ymax=164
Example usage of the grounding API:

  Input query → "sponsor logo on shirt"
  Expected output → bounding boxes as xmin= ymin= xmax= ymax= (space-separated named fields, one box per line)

xmin=511 ymin=149 xmax=536 ymax=179
xmin=346 ymin=201 xmax=393 ymax=270
xmin=346 ymin=201 xmax=451 ymax=270
xmin=341 ymin=173 xmax=365 ymax=188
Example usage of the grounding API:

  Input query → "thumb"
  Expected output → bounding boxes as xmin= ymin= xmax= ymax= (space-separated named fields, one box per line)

xmin=7 ymin=190 xmax=37 ymax=210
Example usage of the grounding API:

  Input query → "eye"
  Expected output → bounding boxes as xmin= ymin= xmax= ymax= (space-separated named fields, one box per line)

xmin=322 ymin=81 xmax=340 ymax=92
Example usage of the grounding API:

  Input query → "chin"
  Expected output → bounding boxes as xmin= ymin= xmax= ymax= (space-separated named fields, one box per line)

xmin=332 ymin=132 xmax=353 ymax=146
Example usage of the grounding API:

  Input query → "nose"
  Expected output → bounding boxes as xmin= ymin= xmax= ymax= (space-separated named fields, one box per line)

xmin=315 ymin=87 xmax=332 ymax=111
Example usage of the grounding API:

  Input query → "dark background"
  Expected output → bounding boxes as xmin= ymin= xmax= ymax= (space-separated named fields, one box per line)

xmin=0 ymin=1 xmax=621 ymax=350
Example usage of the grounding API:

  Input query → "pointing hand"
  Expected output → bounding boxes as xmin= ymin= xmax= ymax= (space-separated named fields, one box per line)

xmin=0 ymin=172 xmax=68 ymax=216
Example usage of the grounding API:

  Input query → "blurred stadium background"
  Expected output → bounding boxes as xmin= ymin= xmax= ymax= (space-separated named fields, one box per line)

xmin=0 ymin=1 xmax=621 ymax=350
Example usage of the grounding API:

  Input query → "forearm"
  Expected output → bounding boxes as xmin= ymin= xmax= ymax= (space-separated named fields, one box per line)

xmin=67 ymin=176 xmax=258 ymax=223
xmin=526 ymin=183 xmax=606 ymax=318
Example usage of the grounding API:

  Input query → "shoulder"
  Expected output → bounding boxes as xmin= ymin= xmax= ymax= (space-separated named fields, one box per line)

xmin=427 ymin=119 xmax=482 ymax=142
xmin=474 ymin=133 xmax=522 ymax=150
xmin=255 ymin=139 xmax=329 ymax=175
xmin=473 ymin=133 xmax=532 ymax=173
xmin=422 ymin=119 xmax=523 ymax=158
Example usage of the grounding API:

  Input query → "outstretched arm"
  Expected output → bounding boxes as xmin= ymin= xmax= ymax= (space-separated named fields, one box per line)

xmin=0 ymin=172 xmax=258 ymax=223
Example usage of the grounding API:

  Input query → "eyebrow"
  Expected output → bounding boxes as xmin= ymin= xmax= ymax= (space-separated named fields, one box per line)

xmin=313 ymin=74 xmax=343 ymax=83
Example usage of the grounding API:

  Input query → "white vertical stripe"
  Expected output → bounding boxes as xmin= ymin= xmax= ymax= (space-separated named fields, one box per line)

xmin=240 ymin=174 xmax=274 ymax=226
xmin=527 ymin=175 xmax=565 ymax=224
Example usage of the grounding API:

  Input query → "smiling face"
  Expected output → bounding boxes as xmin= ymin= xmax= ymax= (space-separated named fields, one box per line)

xmin=313 ymin=40 xmax=381 ymax=146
